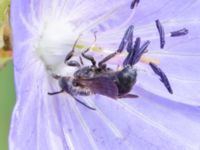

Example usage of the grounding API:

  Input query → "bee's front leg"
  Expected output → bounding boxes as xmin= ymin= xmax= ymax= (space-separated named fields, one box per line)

xmin=64 ymin=34 xmax=81 ymax=63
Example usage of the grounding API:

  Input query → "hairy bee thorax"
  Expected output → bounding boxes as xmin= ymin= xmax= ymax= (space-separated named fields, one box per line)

xmin=59 ymin=77 xmax=92 ymax=96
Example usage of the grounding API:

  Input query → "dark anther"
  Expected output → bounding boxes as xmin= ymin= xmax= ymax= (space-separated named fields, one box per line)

xmin=130 ymin=0 xmax=140 ymax=9
xmin=123 ymin=37 xmax=141 ymax=66
xmin=123 ymin=37 xmax=150 ymax=66
xmin=123 ymin=51 xmax=132 ymax=66
xmin=131 ymin=40 xmax=150 ymax=65
xmin=155 ymin=19 xmax=165 ymax=49
xmin=127 ymin=28 xmax=134 ymax=52
xmin=82 ymin=49 xmax=96 ymax=66
xmin=117 ymin=25 xmax=134 ymax=53
xmin=170 ymin=28 xmax=189 ymax=37
xmin=133 ymin=37 xmax=141 ymax=52
xmin=149 ymin=62 xmax=173 ymax=94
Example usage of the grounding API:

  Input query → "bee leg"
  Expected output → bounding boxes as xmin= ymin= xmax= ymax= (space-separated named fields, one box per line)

xmin=64 ymin=34 xmax=81 ymax=63
xmin=119 ymin=94 xmax=139 ymax=99
xmin=64 ymin=50 xmax=73 ymax=63
xmin=98 ymin=52 xmax=117 ymax=68
xmin=81 ymin=32 xmax=97 ymax=66
xmin=48 ymin=89 xmax=64 ymax=95
xmin=66 ymin=60 xmax=81 ymax=68
xmin=73 ymin=96 xmax=96 ymax=110
xmin=79 ymin=56 xmax=84 ymax=65
xmin=81 ymin=48 xmax=96 ymax=66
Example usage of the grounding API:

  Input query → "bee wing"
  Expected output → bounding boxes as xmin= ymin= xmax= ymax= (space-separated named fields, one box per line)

xmin=78 ymin=76 xmax=119 ymax=99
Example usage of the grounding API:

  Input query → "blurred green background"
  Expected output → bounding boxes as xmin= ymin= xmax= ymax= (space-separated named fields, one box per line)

xmin=0 ymin=0 xmax=15 ymax=149
xmin=0 ymin=61 xmax=15 ymax=150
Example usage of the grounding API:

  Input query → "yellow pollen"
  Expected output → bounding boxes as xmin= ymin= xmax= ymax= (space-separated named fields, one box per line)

xmin=76 ymin=44 xmax=103 ymax=52
xmin=140 ymin=55 xmax=160 ymax=64
xmin=75 ymin=41 xmax=160 ymax=65
xmin=114 ymin=52 xmax=160 ymax=65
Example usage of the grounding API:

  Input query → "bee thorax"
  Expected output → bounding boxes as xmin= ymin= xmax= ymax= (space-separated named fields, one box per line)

xmin=59 ymin=77 xmax=92 ymax=96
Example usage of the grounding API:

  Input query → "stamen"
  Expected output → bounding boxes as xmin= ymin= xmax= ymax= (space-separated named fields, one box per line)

xmin=117 ymin=25 xmax=134 ymax=52
xmin=123 ymin=37 xmax=140 ymax=66
xmin=140 ymin=55 xmax=160 ymax=65
xmin=123 ymin=52 xmax=132 ymax=66
xmin=123 ymin=37 xmax=150 ymax=66
xmin=75 ymin=19 xmax=136 ymax=54
xmin=131 ymin=40 xmax=150 ymax=65
xmin=130 ymin=0 xmax=140 ymax=9
xmin=75 ymin=44 xmax=103 ymax=52
xmin=75 ymin=25 xmax=134 ymax=58
xmin=133 ymin=37 xmax=141 ymax=53
xmin=170 ymin=28 xmax=189 ymax=37
xmin=155 ymin=19 xmax=165 ymax=49
xmin=127 ymin=28 xmax=134 ymax=52
xmin=149 ymin=62 xmax=173 ymax=94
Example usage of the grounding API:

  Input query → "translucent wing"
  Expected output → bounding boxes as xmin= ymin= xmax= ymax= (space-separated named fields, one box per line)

xmin=77 ymin=76 xmax=119 ymax=99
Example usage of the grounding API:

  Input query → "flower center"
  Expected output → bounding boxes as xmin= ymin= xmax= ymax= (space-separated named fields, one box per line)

xmin=36 ymin=19 xmax=85 ymax=76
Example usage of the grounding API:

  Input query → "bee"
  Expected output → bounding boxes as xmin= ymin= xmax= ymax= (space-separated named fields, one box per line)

xmin=48 ymin=25 xmax=173 ymax=110
xmin=48 ymin=26 xmax=139 ymax=110
xmin=48 ymin=46 xmax=139 ymax=110
xmin=72 ymin=50 xmax=139 ymax=100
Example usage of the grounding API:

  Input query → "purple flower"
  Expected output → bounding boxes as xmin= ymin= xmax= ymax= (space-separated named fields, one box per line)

xmin=10 ymin=0 xmax=200 ymax=150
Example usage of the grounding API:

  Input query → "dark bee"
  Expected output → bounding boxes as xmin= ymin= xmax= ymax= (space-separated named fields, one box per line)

xmin=48 ymin=25 xmax=173 ymax=110
xmin=48 ymin=48 xmax=138 ymax=110
xmin=73 ymin=50 xmax=139 ymax=100
xmin=48 ymin=26 xmax=139 ymax=110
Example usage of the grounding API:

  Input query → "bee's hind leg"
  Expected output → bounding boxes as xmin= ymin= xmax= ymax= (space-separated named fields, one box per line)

xmin=73 ymin=96 xmax=96 ymax=110
xmin=48 ymin=89 xmax=64 ymax=95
